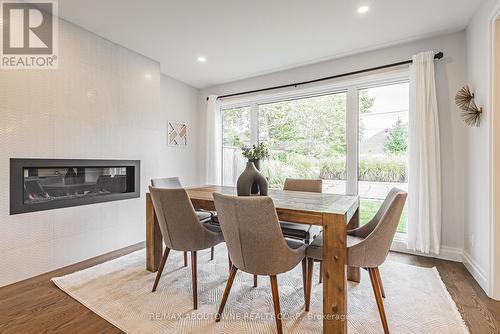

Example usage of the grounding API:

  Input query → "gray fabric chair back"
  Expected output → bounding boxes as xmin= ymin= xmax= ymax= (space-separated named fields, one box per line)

xmin=284 ymin=178 xmax=322 ymax=193
xmin=148 ymin=186 xmax=221 ymax=251
xmin=151 ymin=177 xmax=182 ymax=188
xmin=348 ymin=188 xmax=407 ymax=267
xmin=350 ymin=188 xmax=404 ymax=239
xmin=213 ymin=192 xmax=304 ymax=275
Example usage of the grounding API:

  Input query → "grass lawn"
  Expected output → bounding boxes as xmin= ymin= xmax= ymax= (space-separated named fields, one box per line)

xmin=359 ymin=199 xmax=407 ymax=234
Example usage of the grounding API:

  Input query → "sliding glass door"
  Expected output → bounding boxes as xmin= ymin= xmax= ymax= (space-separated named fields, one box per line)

xmin=358 ymin=83 xmax=409 ymax=232
xmin=258 ymin=93 xmax=347 ymax=194
xmin=220 ymin=74 xmax=409 ymax=233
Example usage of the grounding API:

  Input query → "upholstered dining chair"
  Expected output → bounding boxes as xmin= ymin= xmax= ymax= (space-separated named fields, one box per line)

xmin=213 ymin=193 xmax=307 ymax=334
xmin=151 ymin=177 xmax=216 ymax=263
xmin=305 ymin=188 xmax=407 ymax=333
xmin=280 ymin=178 xmax=323 ymax=244
xmin=148 ymin=186 xmax=224 ymax=310
xmin=280 ymin=178 xmax=323 ymax=284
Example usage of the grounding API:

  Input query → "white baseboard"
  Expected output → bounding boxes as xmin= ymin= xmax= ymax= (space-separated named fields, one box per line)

xmin=462 ymin=251 xmax=489 ymax=293
xmin=390 ymin=238 xmax=491 ymax=295
xmin=390 ymin=238 xmax=463 ymax=262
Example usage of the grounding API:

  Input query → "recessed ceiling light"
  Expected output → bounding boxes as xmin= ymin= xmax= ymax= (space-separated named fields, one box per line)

xmin=357 ymin=5 xmax=370 ymax=14
xmin=197 ymin=56 xmax=207 ymax=63
xmin=144 ymin=73 xmax=152 ymax=79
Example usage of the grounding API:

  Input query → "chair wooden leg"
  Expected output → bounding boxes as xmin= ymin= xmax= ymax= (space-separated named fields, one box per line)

xmin=374 ymin=267 xmax=386 ymax=298
xmin=191 ymin=251 xmax=198 ymax=310
xmin=369 ymin=268 xmax=389 ymax=334
xmin=183 ymin=251 xmax=188 ymax=267
xmin=305 ymin=258 xmax=314 ymax=311
xmin=270 ymin=275 xmax=283 ymax=334
xmin=301 ymin=258 xmax=307 ymax=296
xmin=319 ymin=261 xmax=323 ymax=284
xmin=216 ymin=265 xmax=238 ymax=322
xmin=152 ymin=247 xmax=170 ymax=292
xmin=253 ymin=275 xmax=258 ymax=288
xmin=210 ymin=247 xmax=215 ymax=261
xmin=228 ymin=254 xmax=232 ymax=273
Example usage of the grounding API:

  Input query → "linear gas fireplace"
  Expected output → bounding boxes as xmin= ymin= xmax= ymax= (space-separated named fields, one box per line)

xmin=10 ymin=159 xmax=140 ymax=215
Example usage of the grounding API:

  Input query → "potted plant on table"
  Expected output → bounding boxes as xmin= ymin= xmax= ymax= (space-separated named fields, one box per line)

xmin=237 ymin=143 xmax=269 ymax=196
xmin=241 ymin=143 xmax=269 ymax=170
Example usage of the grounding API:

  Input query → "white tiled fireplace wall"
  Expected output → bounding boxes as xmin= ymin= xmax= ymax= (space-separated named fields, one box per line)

xmin=0 ymin=18 xmax=201 ymax=286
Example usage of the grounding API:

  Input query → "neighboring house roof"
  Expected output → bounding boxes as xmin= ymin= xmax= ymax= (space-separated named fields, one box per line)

xmin=360 ymin=121 xmax=408 ymax=155
xmin=360 ymin=129 xmax=388 ymax=155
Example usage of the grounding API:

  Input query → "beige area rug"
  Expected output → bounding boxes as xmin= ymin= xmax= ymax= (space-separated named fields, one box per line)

xmin=52 ymin=246 xmax=468 ymax=334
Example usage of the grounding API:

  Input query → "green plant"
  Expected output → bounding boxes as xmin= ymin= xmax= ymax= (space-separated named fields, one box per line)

xmin=241 ymin=143 xmax=269 ymax=160
xmin=260 ymin=159 xmax=299 ymax=189
xmin=286 ymin=154 xmax=319 ymax=179
xmin=222 ymin=107 xmax=250 ymax=146
xmin=320 ymin=156 xmax=407 ymax=182
xmin=358 ymin=156 xmax=407 ymax=182
xmin=384 ymin=118 xmax=408 ymax=155
xmin=319 ymin=158 xmax=347 ymax=180
xmin=259 ymin=93 xmax=349 ymax=157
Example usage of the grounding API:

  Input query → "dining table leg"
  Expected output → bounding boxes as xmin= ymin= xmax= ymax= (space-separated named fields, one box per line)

xmin=346 ymin=208 xmax=360 ymax=283
xmin=322 ymin=212 xmax=347 ymax=334
xmin=146 ymin=193 xmax=162 ymax=272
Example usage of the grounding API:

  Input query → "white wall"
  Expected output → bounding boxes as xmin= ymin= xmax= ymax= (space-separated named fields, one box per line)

xmin=199 ymin=31 xmax=469 ymax=261
xmin=465 ymin=0 xmax=500 ymax=298
xmin=0 ymin=19 xmax=200 ymax=287
xmin=159 ymin=75 xmax=202 ymax=186
xmin=494 ymin=18 xmax=500 ymax=301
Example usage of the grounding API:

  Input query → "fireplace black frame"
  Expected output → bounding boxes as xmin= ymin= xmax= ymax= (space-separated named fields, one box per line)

xmin=10 ymin=158 xmax=140 ymax=215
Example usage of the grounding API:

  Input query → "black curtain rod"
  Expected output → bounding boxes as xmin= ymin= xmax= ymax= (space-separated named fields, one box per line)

xmin=207 ymin=52 xmax=443 ymax=101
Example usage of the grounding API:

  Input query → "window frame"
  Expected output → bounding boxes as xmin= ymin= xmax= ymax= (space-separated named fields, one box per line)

xmin=219 ymin=67 xmax=410 ymax=190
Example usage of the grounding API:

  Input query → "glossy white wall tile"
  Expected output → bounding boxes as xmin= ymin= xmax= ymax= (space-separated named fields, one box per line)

xmin=0 ymin=17 xmax=164 ymax=286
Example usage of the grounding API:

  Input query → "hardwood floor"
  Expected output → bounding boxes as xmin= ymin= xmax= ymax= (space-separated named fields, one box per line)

xmin=0 ymin=243 xmax=145 ymax=334
xmin=0 ymin=244 xmax=499 ymax=334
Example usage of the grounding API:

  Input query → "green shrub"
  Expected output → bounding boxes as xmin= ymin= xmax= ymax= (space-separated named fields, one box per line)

xmin=262 ymin=153 xmax=407 ymax=187
xmin=269 ymin=150 xmax=289 ymax=163
xmin=286 ymin=154 xmax=319 ymax=179
xmin=319 ymin=158 xmax=346 ymax=180
xmin=260 ymin=159 xmax=300 ymax=189
xmin=358 ymin=156 xmax=407 ymax=182
xmin=319 ymin=156 xmax=407 ymax=182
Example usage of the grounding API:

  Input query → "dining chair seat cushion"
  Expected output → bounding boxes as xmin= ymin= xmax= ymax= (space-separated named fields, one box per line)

xmin=306 ymin=234 xmax=364 ymax=262
xmin=280 ymin=222 xmax=321 ymax=243
xmin=196 ymin=211 xmax=212 ymax=222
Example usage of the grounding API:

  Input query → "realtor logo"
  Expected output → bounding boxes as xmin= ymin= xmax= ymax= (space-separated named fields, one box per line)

xmin=1 ymin=0 xmax=58 ymax=69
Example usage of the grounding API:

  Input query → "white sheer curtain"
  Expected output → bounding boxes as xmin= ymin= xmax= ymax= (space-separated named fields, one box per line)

xmin=206 ymin=95 xmax=222 ymax=185
xmin=407 ymin=51 xmax=442 ymax=254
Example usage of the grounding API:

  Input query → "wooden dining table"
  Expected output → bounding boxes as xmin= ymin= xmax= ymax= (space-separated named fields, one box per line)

xmin=145 ymin=185 xmax=359 ymax=334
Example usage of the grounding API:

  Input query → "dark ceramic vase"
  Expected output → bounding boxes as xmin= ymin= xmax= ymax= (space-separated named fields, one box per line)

xmin=249 ymin=159 xmax=261 ymax=193
xmin=237 ymin=161 xmax=268 ymax=196
xmin=250 ymin=159 xmax=261 ymax=170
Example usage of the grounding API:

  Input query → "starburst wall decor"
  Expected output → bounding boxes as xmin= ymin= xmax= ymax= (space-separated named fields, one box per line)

xmin=455 ymin=85 xmax=483 ymax=127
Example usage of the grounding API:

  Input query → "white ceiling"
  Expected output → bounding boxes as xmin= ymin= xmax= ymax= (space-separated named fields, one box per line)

xmin=58 ymin=0 xmax=484 ymax=88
